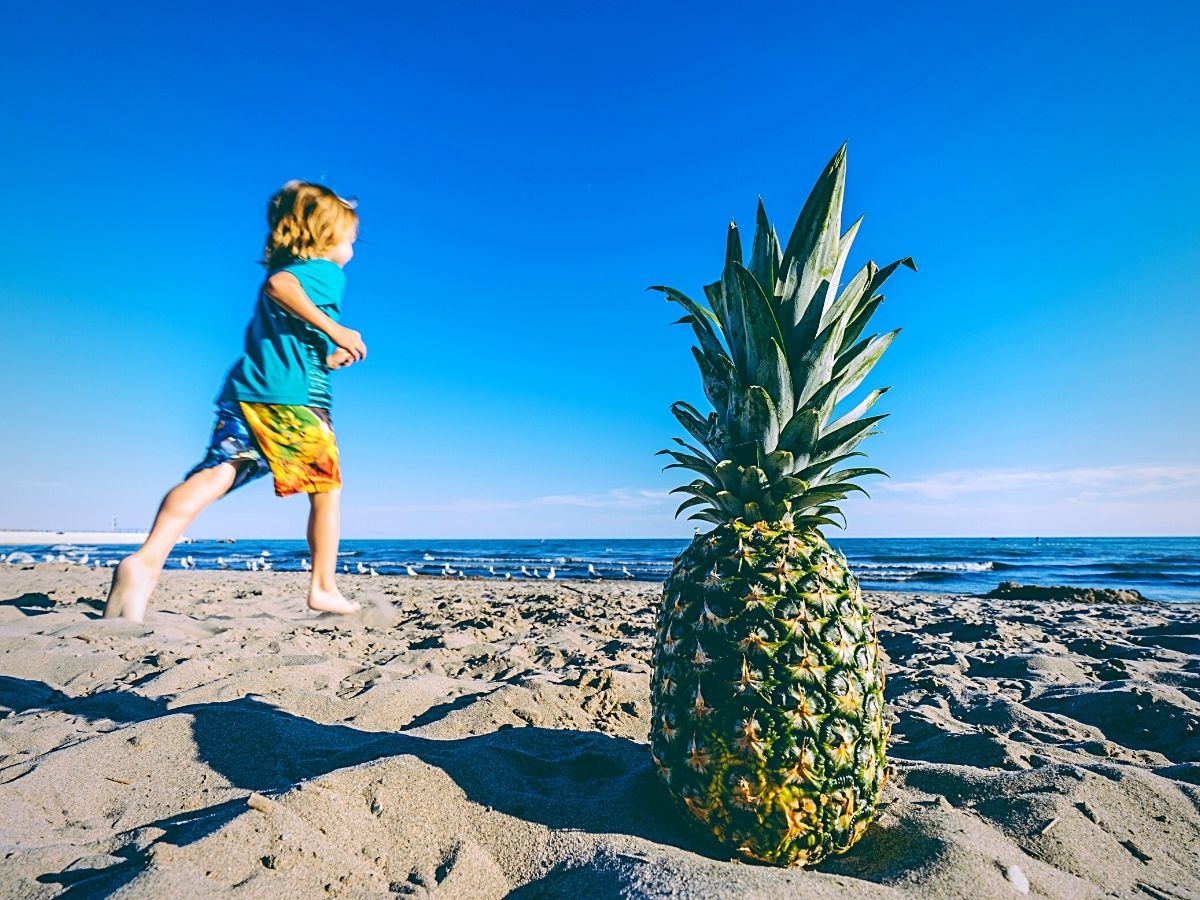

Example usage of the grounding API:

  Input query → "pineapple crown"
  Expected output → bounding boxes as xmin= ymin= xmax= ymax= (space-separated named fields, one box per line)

xmin=652 ymin=145 xmax=915 ymax=530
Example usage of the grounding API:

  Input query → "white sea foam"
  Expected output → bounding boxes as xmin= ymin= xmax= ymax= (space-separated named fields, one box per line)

xmin=856 ymin=561 xmax=995 ymax=573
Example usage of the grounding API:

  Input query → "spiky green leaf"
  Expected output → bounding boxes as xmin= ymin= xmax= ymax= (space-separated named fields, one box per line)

xmin=793 ymin=451 xmax=866 ymax=484
xmin=834 ymin=331 xmax=899 ymax=403
xmin=731 ymin=386 xmax=780 ymax=456
xmin=732 ymin=262 xmax=793 ymax=414
xmin=650 ymin=285 xmax=729 ymax=365
xmin=821 ymin=257 xmax=914 ymax=332
xmin=715 ymin=490 xmax=744 ymax=517
xmin=713 ymin=459 xmax=741 ymax=491
xmin=839 ymin=294 xmax=884 ymax=355
xmin=670 ymin=404 xmax=724 ymax=458
xmin=824 ymin=388 xmax=890 ymax=434
xmin=761 ymin=449 xmax=795 ymax=481
xmin=748 ymin=198 xmax=782 ymax=298
xmin=670 ymin=435 xmax=717 ymax=465
xmin=815 ymin=505 xmax=848 ymax=529
xmin=780 ymin=145 xmax=845 ymax=322
xmin=792 ymin=514 xmax=843 ymax=530
xmin=816 ymin=414 xmax=888 ymax=457
xmin=691 ymin=346 xmax=739 ymax=420
xmin=674 ymin=495 xmax=711 ymax=518
xmin=777 ymin=407 xmax=820 ymax=461
xmin=740 ymin=465 xmax=769 ymax=499
xmin=826 ymin=466 xmax=888 ymax=483
xmin=813 ymin=480 xmax=870 ymax=498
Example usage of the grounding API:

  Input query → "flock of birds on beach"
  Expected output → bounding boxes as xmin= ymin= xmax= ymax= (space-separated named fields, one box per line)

xmin=0 ymin=551 xmax=637 ymax=580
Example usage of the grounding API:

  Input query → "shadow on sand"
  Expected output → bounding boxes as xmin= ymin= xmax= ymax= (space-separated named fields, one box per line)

xmin=0 ymin=674 xmax=717 ymax=895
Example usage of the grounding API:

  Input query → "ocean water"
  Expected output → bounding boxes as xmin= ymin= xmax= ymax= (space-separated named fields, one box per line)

xmin=4 ymin=536 xmax=1198 ymax=603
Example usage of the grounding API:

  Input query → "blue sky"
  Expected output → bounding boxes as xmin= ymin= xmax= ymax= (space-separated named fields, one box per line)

xmin=2 ymin=1 xmax=1198 ymax=538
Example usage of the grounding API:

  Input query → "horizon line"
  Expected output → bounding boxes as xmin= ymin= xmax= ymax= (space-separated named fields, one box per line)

xmin=4 ymin=530 xmax=1198 ymax=541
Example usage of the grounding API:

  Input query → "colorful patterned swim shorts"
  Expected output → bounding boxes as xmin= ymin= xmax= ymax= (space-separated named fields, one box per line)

xmin=187 ymin=401 xmax=341 ymax=497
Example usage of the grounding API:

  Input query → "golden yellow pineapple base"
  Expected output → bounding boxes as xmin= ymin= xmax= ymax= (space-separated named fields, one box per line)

xmin=650 ymin=519 xmax=889 ymax=866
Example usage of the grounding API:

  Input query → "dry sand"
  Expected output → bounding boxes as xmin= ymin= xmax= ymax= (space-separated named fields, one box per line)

xmin=1 ymin=565 xmax=1198 ymax=898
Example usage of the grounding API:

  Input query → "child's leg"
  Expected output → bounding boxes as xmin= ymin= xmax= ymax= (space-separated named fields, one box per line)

xmin=104 ymin=463 xmax=240 ymax=622
xmin=306 ymin=488 xmax=360 ymax=614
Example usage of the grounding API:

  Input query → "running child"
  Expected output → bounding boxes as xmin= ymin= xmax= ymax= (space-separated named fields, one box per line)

xmin=105 ymin=180 xmax=366 ymax=622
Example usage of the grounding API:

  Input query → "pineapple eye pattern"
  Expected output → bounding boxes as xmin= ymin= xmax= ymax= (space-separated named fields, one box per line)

xmin=651 ymin=518 xmax=889 ymax=867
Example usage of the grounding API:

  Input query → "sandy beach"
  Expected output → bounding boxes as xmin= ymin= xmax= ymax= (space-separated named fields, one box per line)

xmin=1 ymin=566 xmax=1198 ymax=898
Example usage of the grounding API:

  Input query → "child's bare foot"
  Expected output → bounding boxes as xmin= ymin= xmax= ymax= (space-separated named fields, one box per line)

xmin=104 ymin=555 xmax=158 ymax=623
xmin=307 ymin=587 xmax=360 ymax=615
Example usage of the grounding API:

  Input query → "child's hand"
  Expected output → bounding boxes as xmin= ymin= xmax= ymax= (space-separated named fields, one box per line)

xmin=331 ymin=325 xmax=367 ymax=361
xmin=326 ymin=348 xmax=357 ymax=369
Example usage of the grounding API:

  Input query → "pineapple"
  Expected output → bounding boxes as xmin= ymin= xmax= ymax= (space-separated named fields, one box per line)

xmin=649 ymin=145 xmax=913 ymax=866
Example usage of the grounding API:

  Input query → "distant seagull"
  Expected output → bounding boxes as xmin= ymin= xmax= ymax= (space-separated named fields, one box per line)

xmin=217 ymin=557 xmax=228 ymax=569
xmin=301 ymin=558 xmax=312 ymax=572
xmin=342 ymin=563 xmax=351 ymax=574
xmin=261 ymin=549 xmax=271 ymax=557
xmin=441 ymin=563 xmax=455 ymax=577
xmin=93 ymin=559 xmax=102 ymax=568
xmin=405 ymin=565 xmax=419 ymax=576
xmin=622 ymin=566 xmax=634 ymax=579
xmin=185 ymin=555 xmax=195 ymax=568
xmin=356 ymin=561 xmax=368 ymax=574
xmin=547 ymin=567 xmax=556 ymax=580
xmin=369 ymin=566 xmax=378 ymax=577
xmin=77 ymin=553 xmax=89 ymax=566
xmin=587 ymin=564 xmax=599 ymax=578
xmin=179 ymin=557 xmax=191 ymax=570
xmin=520 ymin=566 xmax=530 ymax=577
xmin=487 ymin=565 xmax=496 ymax=576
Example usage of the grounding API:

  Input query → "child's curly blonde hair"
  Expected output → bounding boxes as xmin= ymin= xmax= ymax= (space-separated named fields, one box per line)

xmin=263 ymin=180 xmax=358 ymax=269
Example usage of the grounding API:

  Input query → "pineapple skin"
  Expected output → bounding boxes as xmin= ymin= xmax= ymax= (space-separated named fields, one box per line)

xmin=650 ymin=518 xmax=889 ymax=866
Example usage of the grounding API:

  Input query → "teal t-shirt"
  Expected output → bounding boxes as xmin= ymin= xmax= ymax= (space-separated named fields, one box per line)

xmin=218 ymin=257 xmax=345 ymax=409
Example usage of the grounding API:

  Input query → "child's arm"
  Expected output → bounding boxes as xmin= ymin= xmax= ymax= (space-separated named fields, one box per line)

xmin=264 ymin=272 xmax=367 ymax=361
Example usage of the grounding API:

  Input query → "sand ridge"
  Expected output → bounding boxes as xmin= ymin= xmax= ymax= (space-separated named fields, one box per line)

xmin=1 ymin=567 xmax=1198 ymax=898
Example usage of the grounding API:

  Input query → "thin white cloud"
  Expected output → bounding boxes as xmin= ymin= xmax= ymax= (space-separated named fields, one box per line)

xmin=883 ymin=463 xmax=1200 ymax=501
xmin=357 ymin=487 xmax=674 ymax=515
xmin=533 ymin=488 xmax=672 ymax=509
